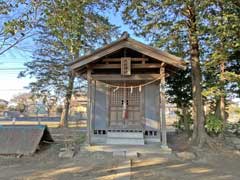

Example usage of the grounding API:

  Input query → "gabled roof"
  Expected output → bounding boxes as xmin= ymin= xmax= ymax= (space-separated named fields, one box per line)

xmin=70 ymin=34 xmax=186 ymax=70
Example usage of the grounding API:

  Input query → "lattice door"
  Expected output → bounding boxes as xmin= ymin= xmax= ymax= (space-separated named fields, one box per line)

xmin=109 ymin=87 xmax=141 ymax=128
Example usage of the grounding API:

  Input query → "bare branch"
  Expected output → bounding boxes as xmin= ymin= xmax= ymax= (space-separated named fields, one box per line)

xmin=0 ymin=32 xmax=36 ymax=55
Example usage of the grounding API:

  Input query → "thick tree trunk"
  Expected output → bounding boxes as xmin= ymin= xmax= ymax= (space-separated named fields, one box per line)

xmin=182 ymin=106 xmax=190 ymax=136
xmin=47 ymin=108 xmax=50 ymax=118
xmin=220 ymin=95 xmax=226 ymax=124
xmin=60 ymin=74 xmax=75 ymax=128
xmin=215 ymin=97 xmax=225 ymax=122
xmin=215 ymin=62 xmax=226 ymax=127
xmin=60 ymin=107 xmax=65 ymax=126
xmin=186 ymin=4 xmax=207 ymax=147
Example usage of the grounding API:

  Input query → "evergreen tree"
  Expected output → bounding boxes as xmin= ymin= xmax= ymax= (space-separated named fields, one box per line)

xmin=162 ymin=30 xmax=192 ymax=135
xmin=166 ymin=68 xmax=192 ymax=135
xmin=202 ymin=0 xmax=240 ymax=125
xmin=20 ymin=0 xmax=119 ymax=127
xmin=115 ymin=0 xmax=208 ymax=146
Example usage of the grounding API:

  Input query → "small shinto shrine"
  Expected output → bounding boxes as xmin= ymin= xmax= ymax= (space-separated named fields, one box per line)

xmin=70 ymin=33 xmax=186 ymax=149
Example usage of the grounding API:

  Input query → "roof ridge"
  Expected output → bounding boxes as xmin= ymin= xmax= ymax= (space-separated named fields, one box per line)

xmin=69 ymin=36 xmax=186 ymax=70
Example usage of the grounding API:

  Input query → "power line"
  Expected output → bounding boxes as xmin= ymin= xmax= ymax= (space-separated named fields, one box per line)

xmin=0 ymin=68 xmax=25 ymax=70
xmin=0 ymin=89 xmax=28 ymax=92
xmin=0 ymin=89 xmax=28 ymax=91
xmin=0 ymin=62 xmax=27 ymax=64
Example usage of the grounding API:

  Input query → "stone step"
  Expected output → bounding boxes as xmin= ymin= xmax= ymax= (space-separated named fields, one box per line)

xmin=107 ymin=131 xmax=143 ymax=139
xmin=107 ymin=137 xmax=144 ymax=145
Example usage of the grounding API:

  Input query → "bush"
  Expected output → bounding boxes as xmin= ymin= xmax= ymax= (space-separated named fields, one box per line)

xmin=205 ymin=114 xmax=224 ymax=134
xmin=74 ymin=133 xmax=86 ymax=144
xmin=173 ymin=110 xmax=193 ymax=131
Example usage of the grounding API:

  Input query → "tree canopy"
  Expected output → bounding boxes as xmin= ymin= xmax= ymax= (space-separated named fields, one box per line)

xmin=114 ymin=0 xmax=240 ymax=145
xmin=0 ymin=0 xmax=239 ymax=146
xmin=0 ymin=0 xmax=41 ymax=55
xmin=19 ymin=0 xmax=119 ymax=127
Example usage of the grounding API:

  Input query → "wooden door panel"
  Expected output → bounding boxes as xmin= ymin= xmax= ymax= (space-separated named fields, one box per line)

xmin=134 ymin=112 xmax=141 ymax=121
xmin=117 ymin=112 xmax=122 ymax=122
xmin=110 ymin=112 xmax=116 ymax=121
xmin=128 ymin=111 xmax=133 ymax=121
xmin=109 ymin=86 xmax=141 ymax=128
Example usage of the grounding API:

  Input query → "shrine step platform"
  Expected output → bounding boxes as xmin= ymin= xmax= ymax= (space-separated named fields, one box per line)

xmin=106 ymin=130 xmax=144 ymax=145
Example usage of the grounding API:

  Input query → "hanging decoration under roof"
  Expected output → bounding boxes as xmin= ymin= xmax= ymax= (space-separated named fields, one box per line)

xmin=95 ymin=73 xmax=167 ymax=93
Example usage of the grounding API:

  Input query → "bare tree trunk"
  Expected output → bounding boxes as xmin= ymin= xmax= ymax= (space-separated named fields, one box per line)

xmin=60 ymin=107 xmax=65 ymax=127
xmin=215 ymin=97 xmax=225 ymax=122
xmin=47 ymin=107 xmax=50 ymax=118
xmin=60 ymin=74 xmax=75 ymax=128
xmin=215 ymin=62 xmax=226 ymax=127
xmin=220 ymin=62 xmax=226 ymax=126
xmin=182 ymin=106 xmax=190 ymax=136
xmin=186 ymin=3 xmax=206 ymax=147
xmin=220 ymin=96 xmax=226 ymax=124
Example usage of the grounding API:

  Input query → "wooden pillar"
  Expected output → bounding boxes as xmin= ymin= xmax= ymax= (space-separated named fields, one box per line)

xmin=140 ymin=85 xmax=145 ymax=129
xmin=87 ymin=69 xmax=92 ymax=145
xmin=123 ymin=82 xmax=127 ymax=127
xmin=160 ymin=65 xmax=169 ymax=149
xmin=91 ymin=80 xmax=96 ymax=131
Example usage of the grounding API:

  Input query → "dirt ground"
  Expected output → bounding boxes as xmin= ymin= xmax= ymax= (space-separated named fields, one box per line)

xmin=0 ymin=128 xmax=240 ymax=180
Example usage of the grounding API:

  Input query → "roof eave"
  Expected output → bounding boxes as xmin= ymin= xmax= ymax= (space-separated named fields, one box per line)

xmin=70 ymin=37 xmax=187 ymax=71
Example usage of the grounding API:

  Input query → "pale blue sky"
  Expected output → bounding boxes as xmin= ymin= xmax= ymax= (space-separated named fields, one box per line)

xmin=0 ymin=48 xmax=33 ymax=101
xmin=0 ymin=11 xmax=239 ymax=104
xmin=0 ymin=10 xmax=143 ymax=101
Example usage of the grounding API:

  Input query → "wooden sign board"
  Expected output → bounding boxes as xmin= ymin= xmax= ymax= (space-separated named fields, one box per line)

xmin=121 ymin=57 xmax=131 ymax=76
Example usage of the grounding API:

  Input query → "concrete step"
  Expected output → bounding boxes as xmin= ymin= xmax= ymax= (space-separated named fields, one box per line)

xmin=107 ymin=131 xmax=143 ymax=138
xmin=107 ymin=131 xmax=144 ymax=145
xmin=107 ymin=137 xmax=144 ymax=145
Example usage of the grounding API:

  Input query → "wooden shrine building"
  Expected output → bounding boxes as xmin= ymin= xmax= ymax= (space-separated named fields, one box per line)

xmin=70 ymin=33 xmax=186 ymax=149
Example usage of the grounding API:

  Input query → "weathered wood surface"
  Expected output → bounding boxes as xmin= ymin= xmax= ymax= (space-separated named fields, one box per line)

xmin=70 ymin=37 xmax=186 ymax=70
xmin=87 ymin=69 xmax=92 ymax=144
xmin=92 ymin=63 xmax=162 ymax=69
xmin=91 ymin=74 xmax=162 ymax=81
xmin=102 ymin=57 xmax=148 ymax=63
xmin=160 ymin=65 xmax=167 ymax=147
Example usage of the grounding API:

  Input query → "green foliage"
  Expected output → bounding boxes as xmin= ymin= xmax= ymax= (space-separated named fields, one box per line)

xmin=166 ymin=68 xmax=192 ymax=108
xmin=202 ymin=0 xmax=240 ymax=108
xmin=115 ymin=0 xmax=239 ymax=140
xmin=74 ymin=133 xmax=86 ymax=144
xmin=0 ymin=0 xmax=40 ymax=54
xmin=20 ymin=0 xmax=119 ymax=97
xmin=19 ymin=0 xmax=119 ymax=126
xmin=42 ymin=0 xmax=119 ymax=57
xmin=0 ymin=104 xmax=7 ymax=111
xmin=16 ymin=103 xmax=26 ymax=113
xmin=167 ymin=67 xmax=193 ymax=134
xmin=205 ymin=114 xmax=224 ymax=134
xmin=8 ymin=106 xmax=16 ymax=111
xmin=173 ymin=110 xmax=193 ymax=131
xmin=115 ymin=0 xmax=209 ymax=142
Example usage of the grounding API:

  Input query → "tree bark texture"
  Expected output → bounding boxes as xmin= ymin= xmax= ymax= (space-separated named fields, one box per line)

xmin=182 ymin=106 xmax=190 ymax=136
xmin=215 ymin=62 xmax=226 ymax=127
xmin=60 ymin=74 xmax=75 ymax=128
xmin=186 ymin=3 xmax=206 ymax=146
xmin=215 ymin=97 xmax=226 ymax=123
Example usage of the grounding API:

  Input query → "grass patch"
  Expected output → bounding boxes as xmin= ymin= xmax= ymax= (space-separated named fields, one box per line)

xmin=74 ymin=133 xmax=86 ymax=144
